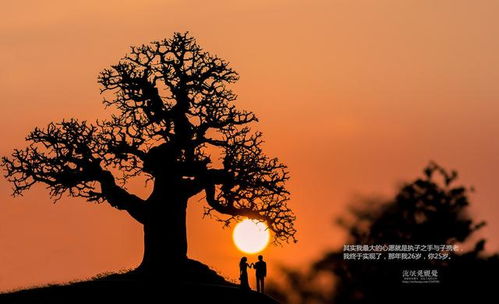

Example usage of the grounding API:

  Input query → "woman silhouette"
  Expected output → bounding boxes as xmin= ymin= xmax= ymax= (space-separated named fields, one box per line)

xmin=239 ymin=257 xmax=252 ymax=290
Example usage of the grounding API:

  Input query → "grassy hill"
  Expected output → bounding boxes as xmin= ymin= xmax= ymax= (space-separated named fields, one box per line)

xmin=0 ymin=259 xmax=279 ymax=304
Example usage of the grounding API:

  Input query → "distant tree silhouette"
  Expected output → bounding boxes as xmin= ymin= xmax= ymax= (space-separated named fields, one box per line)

xmin=270 ymin=162 xmax=498 ymax=303
xmin=1 ymin=32 xmax=296 ymax=273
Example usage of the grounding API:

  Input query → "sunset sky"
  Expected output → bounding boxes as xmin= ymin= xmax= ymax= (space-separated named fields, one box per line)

xmin=1 ymin=0 xmax=499 ymax=292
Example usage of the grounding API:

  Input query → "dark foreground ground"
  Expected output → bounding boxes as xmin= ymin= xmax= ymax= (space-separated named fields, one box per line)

xmin=0 ymin=259 xmax=279 ymax=304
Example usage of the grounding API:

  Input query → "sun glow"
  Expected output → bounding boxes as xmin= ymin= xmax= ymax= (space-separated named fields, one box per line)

xmin=232 ymin=219 xmax=270 ymax=254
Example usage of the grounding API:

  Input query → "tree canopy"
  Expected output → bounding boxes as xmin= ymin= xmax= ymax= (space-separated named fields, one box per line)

xmin=269 ymin=163 xmax=498 ymax=304
xmin=2 ymin=32 xmax=296 ymax=244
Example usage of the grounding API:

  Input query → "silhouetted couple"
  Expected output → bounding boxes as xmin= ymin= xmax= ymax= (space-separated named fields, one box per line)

xmin=239 ymin=255 xmax=267 ymax=293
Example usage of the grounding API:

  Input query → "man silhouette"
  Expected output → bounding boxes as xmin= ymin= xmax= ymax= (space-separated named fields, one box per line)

xmin=253 ymin=255 xmax=267 ymax=293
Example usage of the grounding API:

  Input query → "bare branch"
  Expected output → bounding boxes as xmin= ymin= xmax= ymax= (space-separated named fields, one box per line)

xmin=199 ymin=127 xmax=296 ymax=243
xmin=2 ymin=32 xmax=296 ymax=242
xmin=1 ymin=120 xmax=146 ymax=223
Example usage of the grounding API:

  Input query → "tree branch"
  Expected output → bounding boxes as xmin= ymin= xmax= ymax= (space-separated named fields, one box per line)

xmin=1 ymin=119 xmax=146 ymax=223
xmin=198 ymin=127 xmax=296 ymax=243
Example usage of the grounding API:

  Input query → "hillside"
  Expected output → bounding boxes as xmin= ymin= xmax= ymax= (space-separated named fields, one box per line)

xmin=0 ymin=259 xmax=279 ymax=304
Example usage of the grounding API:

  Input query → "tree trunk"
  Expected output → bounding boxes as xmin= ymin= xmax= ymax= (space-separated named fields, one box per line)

xmin=139 ymin=194 xmax=188 ymax=274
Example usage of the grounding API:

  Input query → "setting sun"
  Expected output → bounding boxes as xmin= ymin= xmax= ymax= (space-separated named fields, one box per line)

xmin=233 ymin=219 xmax=270 ymax=254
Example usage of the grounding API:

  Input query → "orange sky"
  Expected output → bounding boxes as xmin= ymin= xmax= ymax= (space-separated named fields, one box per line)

xmin=1 ymin=0 xmax=499 ymax=292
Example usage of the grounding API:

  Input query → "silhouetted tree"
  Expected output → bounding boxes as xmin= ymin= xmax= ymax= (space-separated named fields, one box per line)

xmin=1 ymin=32 xmax=296 ymax=273
xmin=272 ymin=162 xmax=498 ymax=303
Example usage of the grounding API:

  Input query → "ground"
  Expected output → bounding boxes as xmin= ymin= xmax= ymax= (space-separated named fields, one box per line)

xmin=0 ymin=259 xmax=279 ymax=304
